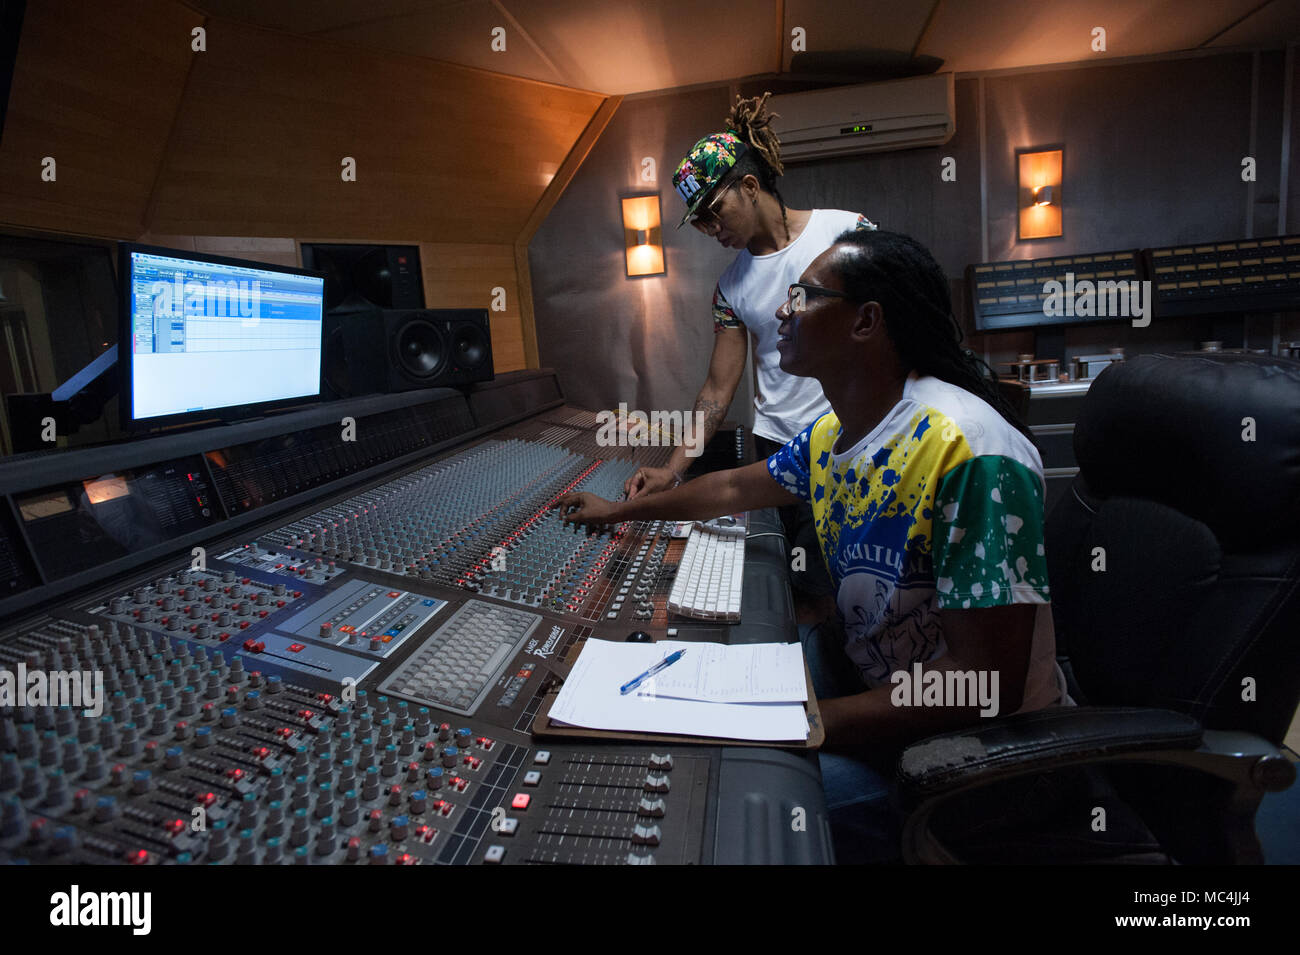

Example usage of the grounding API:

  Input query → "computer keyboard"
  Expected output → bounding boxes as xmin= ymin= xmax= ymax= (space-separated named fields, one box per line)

xmin=667 ymin=522 xmax=745 ymax=621
xmin=379 ymin=599 xmax=542 ymax=714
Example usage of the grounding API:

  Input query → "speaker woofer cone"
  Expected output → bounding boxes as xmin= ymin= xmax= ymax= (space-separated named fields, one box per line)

xmin=395 ymin=319 xmax=448 ymax=379
xmin=451 ymin=323 xmax=489 ymax=369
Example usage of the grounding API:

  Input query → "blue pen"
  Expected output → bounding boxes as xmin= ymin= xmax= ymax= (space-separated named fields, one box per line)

xmin=620 ymin=649 xmax=687 ymax=695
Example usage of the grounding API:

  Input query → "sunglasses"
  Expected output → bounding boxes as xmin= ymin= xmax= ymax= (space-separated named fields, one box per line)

xmin=689 ymin=180 xmax=738 ymax=230
xmin=786 ymin=282 xmax=858 ymax=313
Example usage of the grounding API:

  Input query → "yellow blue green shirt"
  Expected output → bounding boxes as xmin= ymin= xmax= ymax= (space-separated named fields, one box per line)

xmin=767 ymin=373 xmax=1065 ymax=711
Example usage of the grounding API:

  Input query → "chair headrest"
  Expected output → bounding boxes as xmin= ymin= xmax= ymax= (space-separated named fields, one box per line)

xmin=1074 ymin=353 xmax=1300 ymax=546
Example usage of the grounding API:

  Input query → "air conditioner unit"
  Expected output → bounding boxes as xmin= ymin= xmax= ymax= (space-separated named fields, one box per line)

xmin=768 ymin=73 xmax=955 ymax=161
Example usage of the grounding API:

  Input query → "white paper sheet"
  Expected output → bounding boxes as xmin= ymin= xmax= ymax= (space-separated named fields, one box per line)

xmin=631 ymin=640 xmax=808 ymax=703
xmin=549 ymin=639 xmax=810 ymax=742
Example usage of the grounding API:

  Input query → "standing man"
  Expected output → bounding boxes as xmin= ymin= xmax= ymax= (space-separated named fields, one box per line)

xmin=624 ymin=93 xmax=877 ymax=600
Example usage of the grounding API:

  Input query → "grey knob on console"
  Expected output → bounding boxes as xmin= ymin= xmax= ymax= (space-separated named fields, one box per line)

xmin=315 ymin=818 xmax=336 ymax=856
xmin=380 ymin=745 xmax=399 ymax=777
xmin=340 ymin=791 xmax=360 ymax=827
xmin=263 ymin=838 xmax=283 ymax=865
xmin=208 ymin=819 xmax=231 ymax=860
xmin=236 ymin=830 xmax=258 ymax=865
xmin=291 ymin=775 xmax=311 ymax=811
xmin=81 ymin=745 xmax=105 ymax=781
xmin=42 ymin=768 xmax=69 ymax=808
xmin=290 ymin=809 xmax=310 ymax=847
xmin=362 ymin=766 xmax=380 ymax=800
xmin=315 ymin=784 xmax=335 ymax=819
xmin=0 ymin=754 xmax=18 ymax=793
xmin=264 ymin=801 xmax=285 ymax=838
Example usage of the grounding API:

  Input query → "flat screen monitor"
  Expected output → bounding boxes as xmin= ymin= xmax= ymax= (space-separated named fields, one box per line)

xmin=120 ymin=243 xmax=325 ymax=428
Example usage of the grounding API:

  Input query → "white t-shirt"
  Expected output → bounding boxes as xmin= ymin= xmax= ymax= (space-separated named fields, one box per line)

xmin=712 ymin=209 xmax=877 ymax=443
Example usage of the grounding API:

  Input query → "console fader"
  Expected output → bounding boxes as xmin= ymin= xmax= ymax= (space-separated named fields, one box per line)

xmin=0 ymin=373 xmax=831 ymax=865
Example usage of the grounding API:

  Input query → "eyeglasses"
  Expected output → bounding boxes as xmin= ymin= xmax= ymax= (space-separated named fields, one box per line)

xmin=689 ymin=180 xmax=737 ymax=231
xmin=786 ymin=282 xmax=858 ymax=313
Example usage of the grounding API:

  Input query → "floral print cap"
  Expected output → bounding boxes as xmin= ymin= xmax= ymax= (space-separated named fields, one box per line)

xmin=672 ymin=131 xmax=748 ymax=228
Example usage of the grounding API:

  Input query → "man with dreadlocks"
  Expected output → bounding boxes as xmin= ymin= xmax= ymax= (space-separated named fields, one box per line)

xmin=623 ymin=92 xmax=877 ymax=602
xmin=557 ymin=229 xmax=1069 ymax=861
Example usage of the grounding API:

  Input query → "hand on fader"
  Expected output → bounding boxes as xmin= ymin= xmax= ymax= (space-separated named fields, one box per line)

xmin=553 ymin=492 xmax=619 ymax=528
xmin=623 ymin=466 xmax=677 ymax=499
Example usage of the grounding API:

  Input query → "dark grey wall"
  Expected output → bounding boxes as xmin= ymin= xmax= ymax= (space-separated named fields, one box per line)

xmin=1290 ymin=48 xmax=1300 ymax=235
xmin=530 ymin=49 xmax=1300 ymax=423
xmin=531 ymin=87 xmax=752 ymax=424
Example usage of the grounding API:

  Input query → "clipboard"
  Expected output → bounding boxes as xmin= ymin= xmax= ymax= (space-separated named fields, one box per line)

xmin=530 ymin=650 xmax=825 ymax=750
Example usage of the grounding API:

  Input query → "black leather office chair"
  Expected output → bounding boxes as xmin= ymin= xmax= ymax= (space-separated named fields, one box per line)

xmin=896 ymin=353 xmax=1300 ymax=864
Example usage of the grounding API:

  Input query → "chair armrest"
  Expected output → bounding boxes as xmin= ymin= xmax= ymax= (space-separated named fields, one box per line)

xmin=898 ymin=706 xmax=1202 ymax=800
xmin=896 ymin=710 xmax=1295 ymax=864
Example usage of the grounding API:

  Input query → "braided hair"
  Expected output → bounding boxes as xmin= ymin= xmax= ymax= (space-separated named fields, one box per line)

xmin=829 ymin=229 xmax=1035 ymax=441
xmin=723 ymin=93 xmax=792 ymax=242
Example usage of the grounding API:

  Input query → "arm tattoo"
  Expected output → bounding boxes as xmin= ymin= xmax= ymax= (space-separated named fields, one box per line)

xmin=693 ymin=395 xmax=727 ymax=445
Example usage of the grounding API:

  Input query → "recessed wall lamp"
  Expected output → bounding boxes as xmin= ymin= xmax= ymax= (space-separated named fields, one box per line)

xmin=622 ymin=194 xmax=665 ymax=277
xmin=1018 ymin=147 xmax=1063 ymax=240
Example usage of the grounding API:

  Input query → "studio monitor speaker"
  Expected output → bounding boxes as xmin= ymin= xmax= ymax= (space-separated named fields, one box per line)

xmin=324 ymin=308 xmax=494 ymax=398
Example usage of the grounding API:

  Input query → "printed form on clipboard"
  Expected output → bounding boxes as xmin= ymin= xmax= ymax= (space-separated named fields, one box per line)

xmin=548 ymin=639 xmax=810 ymax=742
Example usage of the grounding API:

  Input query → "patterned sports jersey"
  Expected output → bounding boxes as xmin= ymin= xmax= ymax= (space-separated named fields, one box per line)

xmin=766 ymin=373 xmax=1064 ymax=710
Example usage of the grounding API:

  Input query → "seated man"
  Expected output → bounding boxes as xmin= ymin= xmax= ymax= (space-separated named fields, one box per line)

xmin=555 ymin=229 xmax=1068 ymax=860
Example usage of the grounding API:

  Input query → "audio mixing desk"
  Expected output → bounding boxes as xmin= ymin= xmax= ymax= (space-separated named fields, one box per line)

xmin=0 ymin=372 xmax=831 ymax=865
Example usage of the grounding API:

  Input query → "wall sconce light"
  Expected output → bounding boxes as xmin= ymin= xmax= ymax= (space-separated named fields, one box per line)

xmin=1018 ymin=147 xmax=1063 ymax=239
xmin=622 ymin=194 xmax=665 ymax=277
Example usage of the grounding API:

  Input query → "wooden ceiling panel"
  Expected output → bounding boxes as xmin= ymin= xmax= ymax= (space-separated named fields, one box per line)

xmin=920 ymin=0 xmax=1275 ymax=74
xmin=189 ymin=0 xmax=1300 ymax=94
xmin=1206 ymin=0 xmax=1300 ymax=48
xmin=0 ymin=0 xmax=203 ymax=237
xmin=148 ymin=17 xmax=606 ymax=240
xmin=781 ymin=0 xmax=940 ymax=72
xmin=505 ymin=0 xmax=773 ymax=95
xmin=313 ymin=2 xmax=568 ymax=87
xmin=191 ymin=0 xmax=446 ymax=36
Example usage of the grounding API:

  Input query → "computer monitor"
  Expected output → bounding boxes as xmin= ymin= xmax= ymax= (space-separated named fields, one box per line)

xmin=119 ymin=243 xmax=325 ymax=429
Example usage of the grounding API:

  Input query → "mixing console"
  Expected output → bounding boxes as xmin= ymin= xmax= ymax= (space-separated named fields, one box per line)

xmin=0 ymin=374 xmax=831 ymax=865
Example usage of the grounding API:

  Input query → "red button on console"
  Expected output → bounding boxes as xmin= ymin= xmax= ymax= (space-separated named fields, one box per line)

xmin=511 ymin=794 xmax=531 ymax=810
